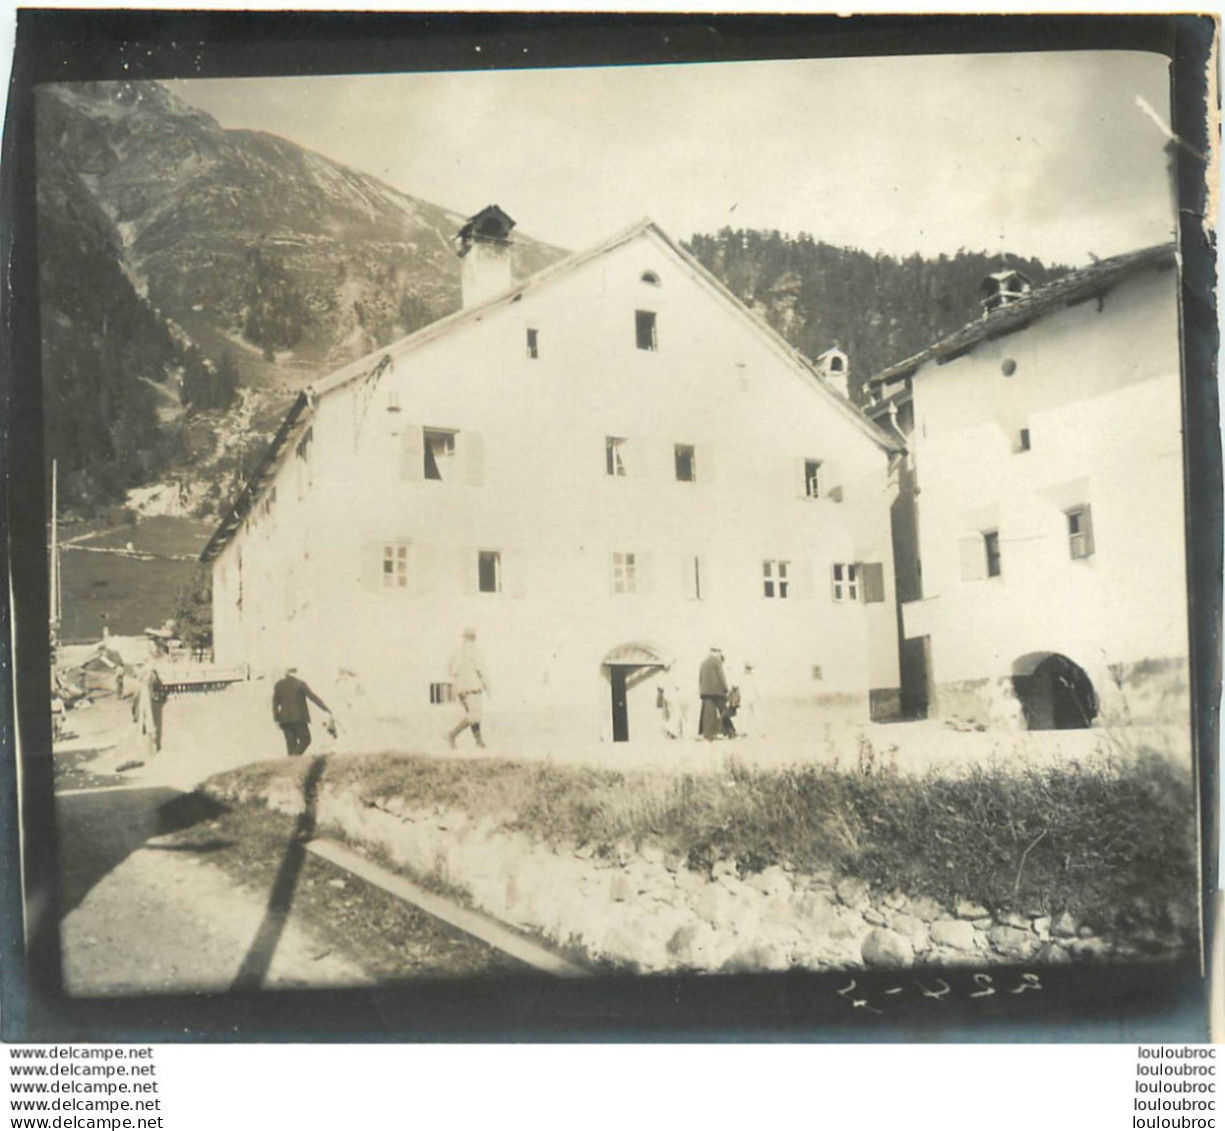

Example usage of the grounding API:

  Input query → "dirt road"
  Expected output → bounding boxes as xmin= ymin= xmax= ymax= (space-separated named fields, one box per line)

xmin=54 ymin=693 xmax=521 ymax=995
xmin=58 ymin=787 xmax=373 ymax=996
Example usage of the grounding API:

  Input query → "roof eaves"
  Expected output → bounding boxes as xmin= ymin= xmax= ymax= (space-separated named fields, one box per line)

xmin=866 ymin=242 xmax=1178 ymax=388
xmin=200 ymin=391 xmax=313 ymax=564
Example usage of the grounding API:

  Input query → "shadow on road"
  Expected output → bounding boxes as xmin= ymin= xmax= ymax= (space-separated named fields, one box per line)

xmin=56 ymin=788 xmax=230 ymax=916
xmin=231 ymin=756 xmax=327 ymax=992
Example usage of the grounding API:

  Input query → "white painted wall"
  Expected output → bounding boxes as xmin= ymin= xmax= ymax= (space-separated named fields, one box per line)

xmin=901 ymin=263 xmax=1187 ymax=722
xmin=213 ymin=227 xmax=900 ymax=745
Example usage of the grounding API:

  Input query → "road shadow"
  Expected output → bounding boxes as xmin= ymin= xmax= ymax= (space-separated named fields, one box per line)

xmin=231 ymin=756 xmax=327 ymax=992
xmin=56 ymin=788 xmax=230 ymax=916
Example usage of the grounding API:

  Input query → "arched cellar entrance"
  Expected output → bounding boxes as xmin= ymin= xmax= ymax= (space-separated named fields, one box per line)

xmin=1012 ymin=652 xmax=1098 ymax=730
xmin=602 ymin=642 xmax=670 ymax=742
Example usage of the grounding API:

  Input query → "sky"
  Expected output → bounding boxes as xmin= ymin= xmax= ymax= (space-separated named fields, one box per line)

xmin=166 ymin=49 xmax=1172 ymax=267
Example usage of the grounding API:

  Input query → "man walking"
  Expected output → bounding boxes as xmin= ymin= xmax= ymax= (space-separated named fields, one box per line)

xmin=272 ymin=667 xmax=333 ymax=757
xmin=447 ymin=628 xmax=488 ymax=749
xmin=698 ymin=646 xmax=729 ymax=742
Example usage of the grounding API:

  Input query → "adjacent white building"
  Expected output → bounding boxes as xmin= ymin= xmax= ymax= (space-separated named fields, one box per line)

xmin=202 ymin=209 xmax=903 ymax=748
xmin=866 ymin=245 xmax=1187 ymax=730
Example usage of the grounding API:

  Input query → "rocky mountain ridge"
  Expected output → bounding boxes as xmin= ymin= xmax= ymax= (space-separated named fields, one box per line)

xmin=36 ymin=80 xmax=566 ymax=514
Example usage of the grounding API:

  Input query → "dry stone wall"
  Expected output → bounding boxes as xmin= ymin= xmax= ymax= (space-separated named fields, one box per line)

xmin=209 ymin=773 xmax=1155 ymax=974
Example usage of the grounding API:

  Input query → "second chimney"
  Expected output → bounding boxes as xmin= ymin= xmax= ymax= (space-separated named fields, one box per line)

xmin=457 ymin=205 xmax=516 ymax=309
xmin=979 ymin=268 xmax=1033 ymax=316
xmin=815 ymin=346 xmax=851 ymax=399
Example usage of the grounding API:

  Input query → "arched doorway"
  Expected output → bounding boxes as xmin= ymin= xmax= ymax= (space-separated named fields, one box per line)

xmin=601 ymin=642 xmax=670 ymax=742
xmin=1012 ymin=652 xmax=1097 ymax=730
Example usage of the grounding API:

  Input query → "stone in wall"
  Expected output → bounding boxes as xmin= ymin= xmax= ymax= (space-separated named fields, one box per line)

xmin=861 ymin=928 xmax=913 ymax=968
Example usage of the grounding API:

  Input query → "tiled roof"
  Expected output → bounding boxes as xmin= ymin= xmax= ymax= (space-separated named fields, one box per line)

xmin=867 ymin=242 xmax=1179 ymax=388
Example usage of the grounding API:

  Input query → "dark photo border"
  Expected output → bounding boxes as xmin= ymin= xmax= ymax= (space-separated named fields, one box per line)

xmin=1 ymin=10 xmax=1218 ymax=1043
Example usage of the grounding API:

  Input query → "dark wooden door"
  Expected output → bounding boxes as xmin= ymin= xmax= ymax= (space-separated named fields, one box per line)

xmin=610 ymin=668 xmax=629 ymax=742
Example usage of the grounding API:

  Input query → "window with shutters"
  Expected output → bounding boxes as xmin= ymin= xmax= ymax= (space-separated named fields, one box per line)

xmin=613 ymin=552 xmax=637 ymax=595
xmin=832 ymin=563 xmax=858 ymax=602
xmin=804 ymin=459 xmax=822 ymax=498
xmin=984 ymin=531 xmax=1002 ymax=578
xmin=763 ymin=559 xmax=789 ymax=599
xmin=383 ymin=543 xmax=409 ymax=589
xmin=478 ymin=550 xmax=502 ymax=594
xmin=606 ymin=436 xmax=627 ymax=477
xmin=635 ymin=310 xmax=658 ymax=351
xmin=429 ymin=682 xmax=455 ymax=705
xmin=674 ymin=444 xmax=696 ymax=482
xmin=1067 ymin=506 xmax=1094 ymax=560
xmin=423 ymin=429 xmax=457 ymax=480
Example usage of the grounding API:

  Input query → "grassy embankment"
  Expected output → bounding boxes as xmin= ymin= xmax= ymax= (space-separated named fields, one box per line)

xmin=208 ymin=742 xmax=1199 ymax=938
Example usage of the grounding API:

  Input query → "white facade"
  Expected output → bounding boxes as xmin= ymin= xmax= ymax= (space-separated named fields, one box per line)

xmin=208 ymin=221 xmax=901 ymax=747
xmin=880 ymin=251 xmax=1188 ymax=728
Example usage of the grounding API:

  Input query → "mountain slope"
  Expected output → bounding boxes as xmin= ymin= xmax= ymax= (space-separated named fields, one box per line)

xmin=36 ymin=80 xmax=567 ymax=514
xmin=41 ymin=81 xmax=565 ymax=388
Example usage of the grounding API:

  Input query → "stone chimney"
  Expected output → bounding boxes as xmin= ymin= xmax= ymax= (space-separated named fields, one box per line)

xmin=457 ymin=205 xmax=516 ymax=309
xmin=815 ymin=347 xmax=850 ymax=399
xmin=979 ymin=268 xmax=1033 ymax=315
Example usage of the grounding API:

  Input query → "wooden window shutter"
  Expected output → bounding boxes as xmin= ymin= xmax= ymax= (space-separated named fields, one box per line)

xmin=505 ymin=549 xmax=528 ymax=598
xmin=463 ymin=431 xmax=486 ymax=486
xmin=697 ymin=444 xmax=712 ymax=485
xmin=411 ymin=543 xmax=436 ymax=596
xmin=789 ymin=557 xmax=815 ymax=599
xmin=361 ymin=542 xmax=383 ymax=590
xmin=862 ymin=561 xmax=886 ymax=603
xmin=823 ymin=458 xmax=843 ymax=502
xmin=681 ymin=554 xmax=698 ymax=600
xmin=401 ymin=426 xmax=424 ymax=481
xmin=636 ymin=551 xmax=653 ymax=595
xmin=462 ymin=547 xmax=480 ymax=595
xmin=959 ymin=535 xmax=986 ymax=582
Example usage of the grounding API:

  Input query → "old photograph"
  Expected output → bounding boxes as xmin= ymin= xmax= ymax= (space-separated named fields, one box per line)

xmin=13 ymin=21 xmax=1214 ymax=1034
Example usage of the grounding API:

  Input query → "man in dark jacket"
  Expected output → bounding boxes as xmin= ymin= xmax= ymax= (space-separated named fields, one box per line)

xmin=272 ymin=667 xmax=332 ymax=757
xmin=698 ymin=647 xmax=729 ymax=742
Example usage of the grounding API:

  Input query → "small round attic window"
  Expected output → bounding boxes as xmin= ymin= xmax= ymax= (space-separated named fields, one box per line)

xmin=1001 ymin=359 xmax=1018 ymax=377
xmin=641 ymin=271 xmax=661 ymax=287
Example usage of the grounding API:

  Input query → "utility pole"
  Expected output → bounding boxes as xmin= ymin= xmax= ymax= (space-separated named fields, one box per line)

xmin=49 ymin=458 xmax=61 ymax=644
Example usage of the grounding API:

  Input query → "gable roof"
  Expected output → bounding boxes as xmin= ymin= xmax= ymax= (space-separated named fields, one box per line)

xmin=866 ymin=242 xmax=1179 ymax=389
xmin=201 ymin=218 xmax=901 ymax=565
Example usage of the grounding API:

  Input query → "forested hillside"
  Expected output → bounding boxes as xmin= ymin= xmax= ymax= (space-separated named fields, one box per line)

xmin=684 ymin=229 xmax=1065 ymax=403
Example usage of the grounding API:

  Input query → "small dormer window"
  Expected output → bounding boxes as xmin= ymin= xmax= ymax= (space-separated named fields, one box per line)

xmin=829 ymin=356 xmax=844 ymax=372
xmin=641 ymin=271 xmax=661 ymax=287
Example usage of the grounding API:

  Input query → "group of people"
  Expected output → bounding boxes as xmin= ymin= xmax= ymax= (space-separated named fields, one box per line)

xmin=270 ymin=629 xmax=489 ymax=759
xmin=696 ymin=646 xmax=762 ymax=742
xmin=656 ymin=648 xmax=762 ymax=742
xmin=268 ymin=632 xmax=762 ymax=759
